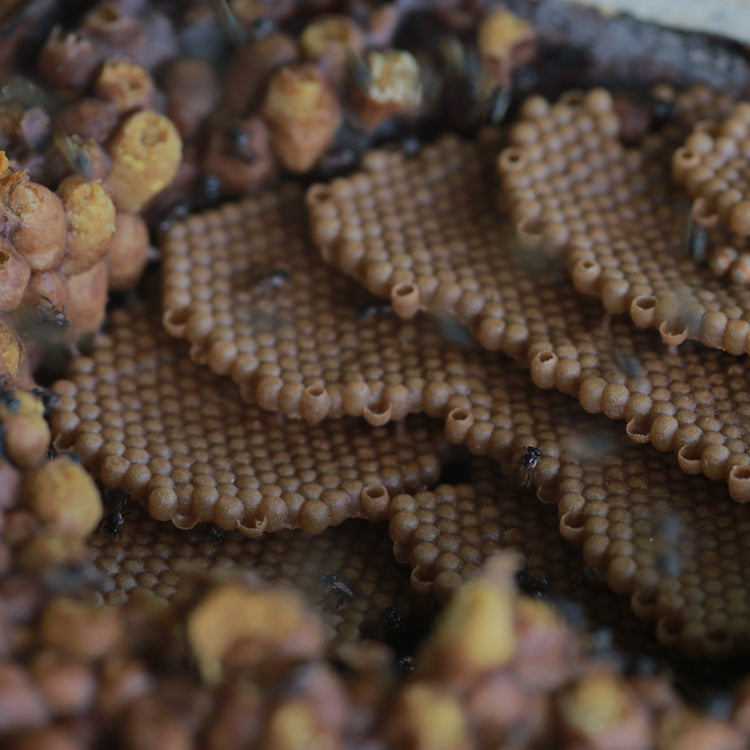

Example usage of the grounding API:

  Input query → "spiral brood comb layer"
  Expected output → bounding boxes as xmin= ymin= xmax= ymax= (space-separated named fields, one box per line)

xmin=161 ymin=183 xmax=505 ymax=426
xmin=49 ymin=300 xmax=442 ymax=536
xmin=307 ymin=133 xmax=750 ymax=502
xmin=673 ymin=102 xmax=750 ymax=240
xmin=88 ymin=515 xmax=429 ymax=642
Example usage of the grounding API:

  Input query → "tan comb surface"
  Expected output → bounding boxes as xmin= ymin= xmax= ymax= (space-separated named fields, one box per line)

xmin=437 ymin=385 xmax=750 ymax=658
xmin=48 ymin=301 xmax=442 ymax=536
xmin=495 ymin=88 xmax=750 ymax=356
xmin=87 ymin=515 xmax=430 ymax=642
xmin=387 ymin=457 xmax=671 ymax=661
xmin=160 ymin=182 xmax=505 ymax=427
xmin=307 ymin=133 xmax=750 ymax=502
xmin=673 ymin=103 xmax=750 ymax=240
xmin=687 ymin=214 xmax=750 ymax=284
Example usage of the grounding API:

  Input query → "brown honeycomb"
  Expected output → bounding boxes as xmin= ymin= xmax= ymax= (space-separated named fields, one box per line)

xmin=685 ymin=205 xmax=750 ymax=285
xmin=87 ymin=514 xmax=430 ymax=643
xmin=495 ymin=88 xmax=750 ymax=356
xmin=307 ymin=133 xmax=750 ymax=502
xmin=388 ymin=457 xmax=664 ymax=654
xmin=388 ymin=457 xmax=615 ymax=603
xmin=161 ymin=182 xmax=505 ymax=426
xmin=673 ymin=102 xmax=750 ymax=240
xmin=440 ymin=380 xmax=750 ymax=658
xmin=48 ymin=300 xmax=442 ymax=536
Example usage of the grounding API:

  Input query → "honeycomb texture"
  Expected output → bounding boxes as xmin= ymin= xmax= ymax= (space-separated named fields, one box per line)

xmin=161 ymin=182 xmax=501 ymax=426
xmin=87 ymin=515 xmax=429 ymax=642
xmin=388 ymin=457 xmax=615 ymax=604
xmin=441 ymin=383 xmax=750 ymax=658
xmin=687 ymin=211 xmax=750 ymax=285
xmin=673 ymin=102 xmax=750 ymax=240
xmin=307 ymin=132 xmax=750 ymax=502
xmin=387 ymin=457 xmax=669 ymax=661
xmin=48 ymin=300 xmax=442 ymax=536
xmin=495 ymin=88 xmax=750 ymax=356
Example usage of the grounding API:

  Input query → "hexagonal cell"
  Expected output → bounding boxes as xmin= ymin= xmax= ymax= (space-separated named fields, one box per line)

xmin=50 ymin=300 xmax=442 ymax=536
xmin=307 ymin=131 xmax=750 ymax=500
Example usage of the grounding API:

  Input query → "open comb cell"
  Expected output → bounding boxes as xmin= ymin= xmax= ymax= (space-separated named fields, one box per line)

xmin=307 ymin=133 xmax=750 ymax=502
xmin=50 ymin=300 xmax=442 ymax=536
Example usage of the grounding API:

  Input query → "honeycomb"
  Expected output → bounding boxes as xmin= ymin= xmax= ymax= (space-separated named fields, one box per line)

xmin=440 ymin=378 xmax=750 ymax=658
xmin=673 ymin=102 xmax=750 ymax=240
xmin=306 ymin=133 xmax=750 ymax=502
xmin=386 ymin=457 xmax=687 ymax=666
xmin=49 ymin=300 xmax=442 ymax=536
xmin=495 ymin=88 xmax=750 ymax=357
xmin=87 ymin=514 xmax=430 ymax=643
xmin=161 ymin=182 xmax=501 ymax=426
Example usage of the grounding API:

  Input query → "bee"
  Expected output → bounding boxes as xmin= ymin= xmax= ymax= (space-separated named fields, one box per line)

xmin=0 ymin=388 xmax=19 ymax=413
xmin=53 ymin=132 xmax=96 ymax=179
xmin=380 ymin=606 xmax=434 ymax=661
xmin=36 ymin=295 xmax=69 ymax=328
xmin=249 ymin=16 xmax=276 ymax=40
xmin=205 ymin=523 xmax=226 ymax=543
xmin=354 ymin=300 xmax=393 ymax=320
xmin=396 ymin=655 xmax=415 ymax=676
xmin=210 ymin=0 xmax=246 ymax=46
xmin=650 ymin=91 xmax=677 ymax=129
xmin=32 ymin=386 xmax=59 ymax=420
xmin=515 ymin=569 xmax=549 ymax=599
xmin=99 ymin=491 xmax=130 ymax=541
xmin=400 ymin=136 xmax=422 ymax=157
xmin=320 ymin=573 xmax=354 ymax=609
xmin=513 ymin=445 xmax=542 ymax=489
xmin=226 ymin=123 xmax=258 ymax=163
xmin=685 ymin=214 xmax=708 ymax=263
xmin=0 ymin=423 xmax=9 ymax=465
xmin=346 ymin=49 xmax=372 ymax=91
xmin=256 ymin=268 xmax=291 ymax=291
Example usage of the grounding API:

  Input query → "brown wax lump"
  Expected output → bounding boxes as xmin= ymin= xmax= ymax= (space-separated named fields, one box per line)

xmin=349 ymin=49 xmax=423 ymax=129
xmin=40 ymin=598 xmax=124 ymax=661
xmin=306 ymin=133 xmax=750 ymax=502
xmin=161 ymin=58 xmax=220 ymax=142
xmin=1 ymin=390 xmax=50 ymax=468
xmin=106 ymin=110 xmax=182 ymax=213
xmin=0 ymin=315 xmax=24 ymax=385
xmin=222 ymin=32 xmax=300 ymax=115
xmin=300 ymin=14 xmax=365 ymax=89
xmin=64 ymin=259 xmax=109 ymax=336
xmin=58 ymin=176 xmax=116 ymax=276
xmin=1 ymin=172 xmax=67 ymax=273
xmin=187 ymin=583 xmax=325 ymax=683
xmin=106 ymin=212 xmax=149 ymax=290
xmin=94 ymin=59 xmax=156 ymax=114
xmin=0 ymin=239 xmax=30 ymax=312
xmin=4 ymin=547 xmax=750 ymax=746
xmin=261 ymin=63 xmax=341 ymax=172
xmin=24 ymin=456 xmax=102 ymax=538
xmin=201 ymin=115 xmax=276 ymax=196
xmin=476 ymin=6 xmax=536 ymax=87
xmin=49 ymin=300 xmax=441 ymax=536
xmin=161 ymin=182 xmax=502 ymax=426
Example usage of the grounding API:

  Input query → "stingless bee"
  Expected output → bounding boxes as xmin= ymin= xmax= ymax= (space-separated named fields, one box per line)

xmin=513 ymin=445 xmax=542 ymax=489
xmin=36 ymin=295 xmax=69 ymax=328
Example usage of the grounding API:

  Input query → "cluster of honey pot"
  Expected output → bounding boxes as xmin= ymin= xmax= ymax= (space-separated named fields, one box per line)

xmin=1 ymin=0 xmax=750 ymax=747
